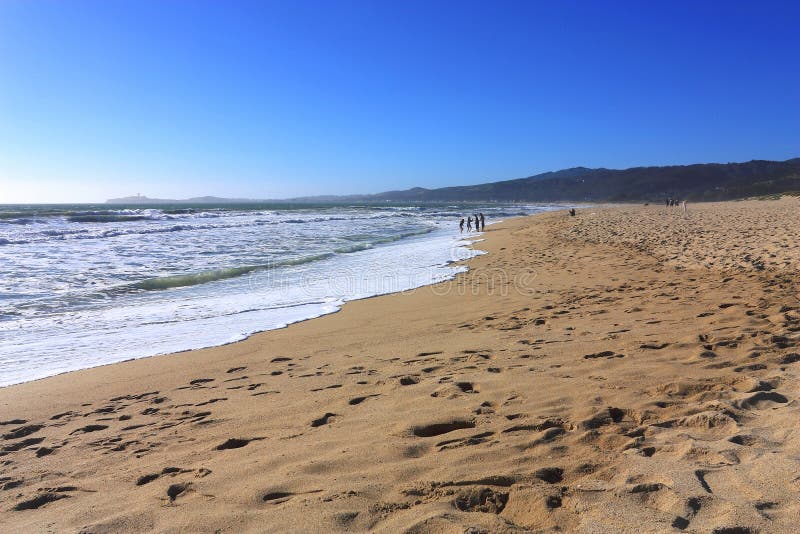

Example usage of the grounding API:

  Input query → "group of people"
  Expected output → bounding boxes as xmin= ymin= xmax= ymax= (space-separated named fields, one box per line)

xmin=459 ymin=213 xmax=485 ymax=233
xmin=666 ymin=197 xmax=688 ymax=216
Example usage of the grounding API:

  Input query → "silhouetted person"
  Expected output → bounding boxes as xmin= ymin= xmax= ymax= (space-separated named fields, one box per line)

xmin=569 ymin=208 xmax=576 ymax=217
xmin=459 ymin=218 xmax=465 ymax=233
xmin=479 ymin=213 xmax=485 ymax=230
xmin=466 ymin=216 xmax=473 ymax=232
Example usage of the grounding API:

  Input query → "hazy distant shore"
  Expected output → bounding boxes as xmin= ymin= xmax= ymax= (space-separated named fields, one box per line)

xmin=104 ymin=157 xmax=800 ymax=206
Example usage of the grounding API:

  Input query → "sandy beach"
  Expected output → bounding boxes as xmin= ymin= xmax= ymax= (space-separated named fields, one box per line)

xmin=2 ymin=199 xmax=799 ymax=533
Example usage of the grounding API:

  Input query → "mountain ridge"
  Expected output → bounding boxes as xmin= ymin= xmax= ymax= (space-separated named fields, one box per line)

xmin=107 ymin=157 xmax=800 ymax=204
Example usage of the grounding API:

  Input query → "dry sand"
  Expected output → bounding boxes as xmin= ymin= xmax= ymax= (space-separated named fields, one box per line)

xmin=1 ymin=198 xmax=799 ymax=533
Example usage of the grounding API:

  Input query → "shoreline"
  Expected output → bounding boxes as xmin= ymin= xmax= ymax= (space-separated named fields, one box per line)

xmin=2 ymin=200 xmax=799 ymax=533
xmin=0 ymin=220 xmax=497 ymax=394
xmin=0 ymin=226 xmax=494 ymax=390
xmin=0 ymin=221 xmax=493 ymax=389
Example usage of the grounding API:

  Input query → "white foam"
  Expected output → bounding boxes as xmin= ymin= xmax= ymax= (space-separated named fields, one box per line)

xmin=0 ymin=226 xmax=480 ymax=387
xmin=0 ymin=204 xmax=565 ymax=387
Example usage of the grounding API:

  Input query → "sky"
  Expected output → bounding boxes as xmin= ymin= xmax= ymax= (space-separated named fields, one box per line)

xmin=1 ymin=1 xmax=798 ymax=203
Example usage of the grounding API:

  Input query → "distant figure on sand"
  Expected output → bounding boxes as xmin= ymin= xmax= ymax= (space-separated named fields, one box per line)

xmin=459 ymin=218 xmax=465 ymax=233
xmin=569 ymin=208 xmax=576 ymax=217
xmin=466 ymin=216 xmax=472 ymax=232
xmin=682 ymin=200 xmax=687 ymax=217
xmin=480 ymin=213 xmax=485 ymax=230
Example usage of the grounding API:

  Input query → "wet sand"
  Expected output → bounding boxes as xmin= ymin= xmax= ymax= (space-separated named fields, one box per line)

xmin=1 ymin=198 xmax=799 ymax=533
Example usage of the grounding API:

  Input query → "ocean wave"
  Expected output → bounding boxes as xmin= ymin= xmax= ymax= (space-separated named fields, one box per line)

xmin=0 ymin=204 xmax=546 ymax=250
xmin=98 ymin=224 xmax=198 ymax=238
xmin=129 ymin=253 xmax=335 ymax=291
xmin=334 ymin=243 xmax=372 ymax=253
xmin=0 ymin=203 xmax=519 ymax=386
xmin=333 ymin=227 xmax=434 ymax=253
xmin=0 ymin=211 xmax=37 ymax=220
xmin=122 ymin=227 xmax=437 ymax=291
xmin=282 ymin=216 xmax=334 ymax=224
xmin=42 ymin=228 xmax=90 ymax=237
xmin=68 ymin=214 xmax=151 ymax=223
xmin=19 ymin=221 xmax=238 ymax=243
xmin=341 ymin=233 xmax=375 ymax=241
xmin=162 ymin=208 xmax=196 ymax=215
xmin=0 ymin=217 xmax=36 ymax=225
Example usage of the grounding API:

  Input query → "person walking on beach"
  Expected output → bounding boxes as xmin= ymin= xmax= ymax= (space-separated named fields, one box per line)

xmin=479 ymin=213 xmax=485 ymax=231
xmin=682 ymin=200 xmax=688 ymax=217
xmin=466 ymin=216 xmax=473 ymax=232
xmin=459 ymin=218 xmax=465 ymax=233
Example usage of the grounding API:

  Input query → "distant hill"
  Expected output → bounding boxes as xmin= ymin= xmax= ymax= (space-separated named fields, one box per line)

xmin=109 ymin=158 xmax=800 ymax=204
xmin=290 ymin=158 xmax=800 ymax=203
xmin=355 ymin=158 xmax=800 ymax=203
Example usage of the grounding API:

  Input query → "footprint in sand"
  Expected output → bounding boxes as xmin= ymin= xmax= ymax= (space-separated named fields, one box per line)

xmin=533 ymin=467 xmax=564 ymax=484
xmin=583 ymin=350 xmax=624 ymax=360
xmin=733 ymin=391 xmax=788 ymax=410
xmin=1 ymin=437 xmax=46 ymax=454
xmin=0 ymin=419 xmax=27 ymax=426
xmin=2 ymin=424 xmax=44 ymax=440
xmin=214 ymin=437 xmax=264 ymax=450
xmin=13 ymin=488 xmax=75 ymax=511
xmin=262 ymin=491 xmax=294 ymax=504
xmin=310 ymin=413 xmax=337 ymax=427
xmin=348 ymin=394 xmax=379 ymax=406
xmin=136 ymin=466 xmax=209 ymax=487
xmin=453 ymin=487 xmax=508 ymax=514
xmin=411 ymin=418 xmax=476 ymax=438
xmin=70 ymin=424 xmax=108 ymax=435
xmin=436 ymin=431 xmax=495 ymax=450
xmin=167 ymin=482 xmax=191 ymax=502
xmin=190 ymin=378 xmax=214 ymax=385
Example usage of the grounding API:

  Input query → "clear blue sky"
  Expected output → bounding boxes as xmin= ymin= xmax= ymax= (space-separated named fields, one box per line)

xmin=1 ymin=1 xmax=798 ymax=203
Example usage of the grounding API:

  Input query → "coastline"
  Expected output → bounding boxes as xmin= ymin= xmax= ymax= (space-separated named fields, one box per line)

xmin=0 ymin=217 xmax=488 ymax=388
xmin=2 ymin=200 xmax=799 ymax=533
xmin=0 ymin=218 xmax=499 ymax=400
xmin=0 ymin=229 xmax=488 ymax=391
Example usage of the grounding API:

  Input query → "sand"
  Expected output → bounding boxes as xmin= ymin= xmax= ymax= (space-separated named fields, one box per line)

xmin=1 ymin=198 xmax=799 ymax=533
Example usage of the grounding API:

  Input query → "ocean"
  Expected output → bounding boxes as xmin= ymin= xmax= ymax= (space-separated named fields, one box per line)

xmin=0 ymin=202 xmax=558 ymax=387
